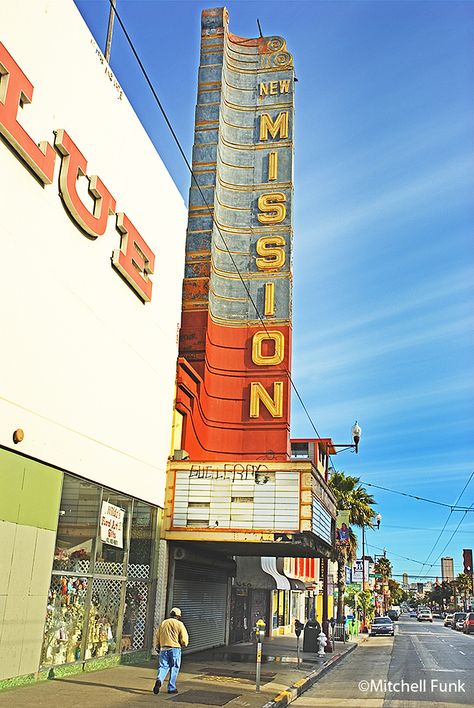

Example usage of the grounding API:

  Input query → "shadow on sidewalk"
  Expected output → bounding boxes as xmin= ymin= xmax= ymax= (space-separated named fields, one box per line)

xmin=53 ymin=677 xmax=151 ymax=696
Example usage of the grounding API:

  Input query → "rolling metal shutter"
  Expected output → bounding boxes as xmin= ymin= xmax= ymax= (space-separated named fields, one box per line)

xmin=173 ymin=562 xmax=228 ymax=652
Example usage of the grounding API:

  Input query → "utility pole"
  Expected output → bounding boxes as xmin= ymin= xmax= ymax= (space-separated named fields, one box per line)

xmin=362 ymin=523 xmax=366 ymax=631
xmin=105 ymin=0 xmax=117 ymax=63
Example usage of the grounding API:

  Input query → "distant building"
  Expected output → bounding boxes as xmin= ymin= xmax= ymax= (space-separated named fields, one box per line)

xmin=441 ymin=557 xmax=455 ymax=582
xmin=402 ymin=572 xmax=409 ymax=588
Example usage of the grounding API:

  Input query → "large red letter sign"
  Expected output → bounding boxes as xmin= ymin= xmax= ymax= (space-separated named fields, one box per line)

xmin=112 ymin=213 xmax=155 ymax=302
xmin=54 ymin=129 xmax=116 ymax=237
xmin=0 ymin=43 xmax=55 ymax=184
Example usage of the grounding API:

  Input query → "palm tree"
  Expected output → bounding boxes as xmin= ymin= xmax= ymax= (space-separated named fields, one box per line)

xmin=329 ymin=471 xmax=376 ymax=620
xmin=374 ymin=557 xmax=392 ymax=613
xmin=455 ymin=573 xmax=472 ymax=611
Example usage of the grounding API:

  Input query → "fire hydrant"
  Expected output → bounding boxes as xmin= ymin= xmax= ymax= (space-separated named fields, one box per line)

xmin=317 ymin=631 xmax=327 ymax=657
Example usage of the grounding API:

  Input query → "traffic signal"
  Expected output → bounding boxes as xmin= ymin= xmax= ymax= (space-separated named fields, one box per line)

xmin=463 ymin=549 xmax=472 ymax=575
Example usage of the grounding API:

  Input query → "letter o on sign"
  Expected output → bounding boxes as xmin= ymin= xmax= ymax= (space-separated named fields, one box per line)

xmin=252 ymin=330 xmax=285 ymax=366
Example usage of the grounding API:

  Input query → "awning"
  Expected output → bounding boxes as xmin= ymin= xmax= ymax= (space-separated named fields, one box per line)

xmin=275 ymin=557 xmax=307 ymax=591
xmin=234 ymin=557 xmax=291 ymax=590
xmin=261 ymin=557 xmax=291 ymax=590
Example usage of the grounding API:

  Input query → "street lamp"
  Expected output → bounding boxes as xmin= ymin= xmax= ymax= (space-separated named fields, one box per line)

xmin=351 ymin=421 xmax=361 ymax=453
xmin=333 ymin=421 xmax=362 ymax=454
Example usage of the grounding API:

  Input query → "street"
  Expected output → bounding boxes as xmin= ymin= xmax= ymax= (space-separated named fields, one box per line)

xmin=293 ymin=616 xmax=473 ymax=707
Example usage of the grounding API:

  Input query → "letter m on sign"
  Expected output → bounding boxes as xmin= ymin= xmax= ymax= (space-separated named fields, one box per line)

xmin=259 ymin=112 xmax=289 ymax=141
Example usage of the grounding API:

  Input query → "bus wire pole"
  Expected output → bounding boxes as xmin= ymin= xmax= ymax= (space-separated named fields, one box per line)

xmin=105 ymin=0 xmax=117 ymax=62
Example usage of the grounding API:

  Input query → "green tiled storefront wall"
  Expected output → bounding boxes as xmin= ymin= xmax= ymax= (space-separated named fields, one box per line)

xmin=0 ymin=449 xmax=62 ymax=683
xmin=0 ymin=448 xmax=63 ymax=530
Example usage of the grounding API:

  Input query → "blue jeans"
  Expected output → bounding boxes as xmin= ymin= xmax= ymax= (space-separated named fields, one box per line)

xmin=156 ymin=648 xmax=182 ymax=691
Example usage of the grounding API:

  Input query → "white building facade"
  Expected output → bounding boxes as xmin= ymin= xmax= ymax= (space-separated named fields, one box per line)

xmin=0 ymin=0 xmax=186 ymax=687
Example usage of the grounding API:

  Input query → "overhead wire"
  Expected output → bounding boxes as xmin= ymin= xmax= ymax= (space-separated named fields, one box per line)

xmin=412 ymin=471 xmax=474 ymax=581
xmin=359 ymin=479 xmax=473 ymax=511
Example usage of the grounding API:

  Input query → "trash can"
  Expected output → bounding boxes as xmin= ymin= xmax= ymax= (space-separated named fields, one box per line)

xmin=302 ymin=619 xmax=321 ymax=652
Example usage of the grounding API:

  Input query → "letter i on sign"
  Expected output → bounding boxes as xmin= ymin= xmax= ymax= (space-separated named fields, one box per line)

xmin=268 ymin=152 xmax=278 ymax=181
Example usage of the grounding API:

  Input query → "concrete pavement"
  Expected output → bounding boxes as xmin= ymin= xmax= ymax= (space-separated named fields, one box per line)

xmin=291 ymin=616 xmax=474 ymax=708
xmin=0 ymin=634 xmax=364 ymax=707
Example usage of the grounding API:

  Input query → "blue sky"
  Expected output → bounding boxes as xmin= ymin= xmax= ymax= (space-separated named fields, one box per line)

xmin=75 ymin=0 xmax=473 ymax=582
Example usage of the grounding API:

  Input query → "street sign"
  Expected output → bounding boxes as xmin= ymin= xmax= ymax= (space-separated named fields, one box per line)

xmin=347 ymin=583 xmax=362 ymax=591
xmin=369 ymin=573 xmax=382 ymax=578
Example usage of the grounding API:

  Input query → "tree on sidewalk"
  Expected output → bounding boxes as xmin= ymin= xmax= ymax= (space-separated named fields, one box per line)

xmin=329 ymin=470 xmax=376 ymax=620
xmin=455 ymin=572 xmax=472 ymax=611
xmin=374 ymin=557 xmax=392 ymax=613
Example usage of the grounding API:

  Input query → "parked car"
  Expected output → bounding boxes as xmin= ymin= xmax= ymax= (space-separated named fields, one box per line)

xmin=444 ymin=613 xmax=454 ymax=627
xmin=463 ymin=612 xmax=474 ymax=634
xmin=387 ymin=610 xmax=399 ymax=621
xmin=370 ymin=617 xmax=395 ymax=637
xmin=410 ymin=609 xmax=418 ymax=617
xmin=417 ymin=610 xmax=433 ymax=622
xmin=453 ymin=612 xmax=466 ymax=631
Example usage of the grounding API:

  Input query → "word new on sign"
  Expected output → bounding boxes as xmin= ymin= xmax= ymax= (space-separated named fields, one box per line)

xmin=0 ymin=42 xmax=154 ymax=302
xmin=249 ymin=77 xmax=291 ymax=420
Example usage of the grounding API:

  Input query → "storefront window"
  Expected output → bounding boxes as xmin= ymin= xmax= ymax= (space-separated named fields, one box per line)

xmin=85 ymin=578 xmax=122 ymax=658
xmin=41 ymin=474 xmax=157 ymax=667
xmin=53 ymin=476 xmax=100 ymax=574
xmin=41 ymin=576 xmax=88 ymax=666
xmin=291 ymin=591 xmax=299 ymax=622
xmin=272 ymin=590 xmax=278 ymax=629
xmin=129 ymin=500 xmax=155 ymax=572
xmin=123 ymin=580 xmax=149 ymax=651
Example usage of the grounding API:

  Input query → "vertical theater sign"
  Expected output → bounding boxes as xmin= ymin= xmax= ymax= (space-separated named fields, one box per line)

xmin=164 ymin=8 xmax=335 ymax=553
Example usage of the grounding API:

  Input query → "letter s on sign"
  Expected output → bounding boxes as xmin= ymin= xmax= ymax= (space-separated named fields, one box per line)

xmin=257 ymin=193 xmax=286 ymax=224
xmin=112 ymin=213 xmax=155 ymax=302
xmin=256 ymin=236 xmax=286 ymax=270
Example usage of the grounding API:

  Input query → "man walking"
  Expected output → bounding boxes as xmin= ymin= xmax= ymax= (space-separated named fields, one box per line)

xmin=153 ymin=607 xmax=189 ymax=695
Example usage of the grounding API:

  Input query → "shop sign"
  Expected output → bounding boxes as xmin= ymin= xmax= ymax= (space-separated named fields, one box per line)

xmin=352 ymin=559 xmax=369 ymax=583
xmin=100 ymin=501 xmax=125 ymax=548
xmin=172 ymin=465 xmax=299 ymax=530
xmin=0 ymin=42 xmax=155 ymax=302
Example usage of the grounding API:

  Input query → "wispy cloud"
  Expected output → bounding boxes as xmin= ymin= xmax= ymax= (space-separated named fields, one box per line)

xmin=305 ymin=157 xmax=470 ymax=250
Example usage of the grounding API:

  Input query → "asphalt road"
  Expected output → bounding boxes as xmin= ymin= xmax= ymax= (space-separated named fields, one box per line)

xmin=293 ymin=616 xmax=473 ymax=707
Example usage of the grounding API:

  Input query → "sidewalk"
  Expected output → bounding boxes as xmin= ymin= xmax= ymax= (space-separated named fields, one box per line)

xmin=0 ymin=634 xmax=366 ymax=708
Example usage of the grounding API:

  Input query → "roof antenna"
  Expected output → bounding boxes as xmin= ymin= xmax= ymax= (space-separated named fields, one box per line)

xmin=257 ymin=19 xmax=263 ymax=38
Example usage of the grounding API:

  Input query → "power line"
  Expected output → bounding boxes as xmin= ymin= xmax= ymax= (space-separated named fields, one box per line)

xmin=412 ymin=471 xmax=474 ymax=582
xmin=360 ymin=478 xmax=474 ymax=511
xmin=365 ymin=541 xmax=427 ymax=566
xmin=428 ymin=501 xmax=474 ymax=571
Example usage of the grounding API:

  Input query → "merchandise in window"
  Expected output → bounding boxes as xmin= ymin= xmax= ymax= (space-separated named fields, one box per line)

xmin=41 ymin=576 xmax=88 ymax=666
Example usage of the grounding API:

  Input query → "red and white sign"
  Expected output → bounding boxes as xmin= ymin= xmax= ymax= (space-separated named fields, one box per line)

xmin=0 ymin=41 xmax=155 ymax=302
xmin=100 ymin=501 xmax=125 ymax=548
